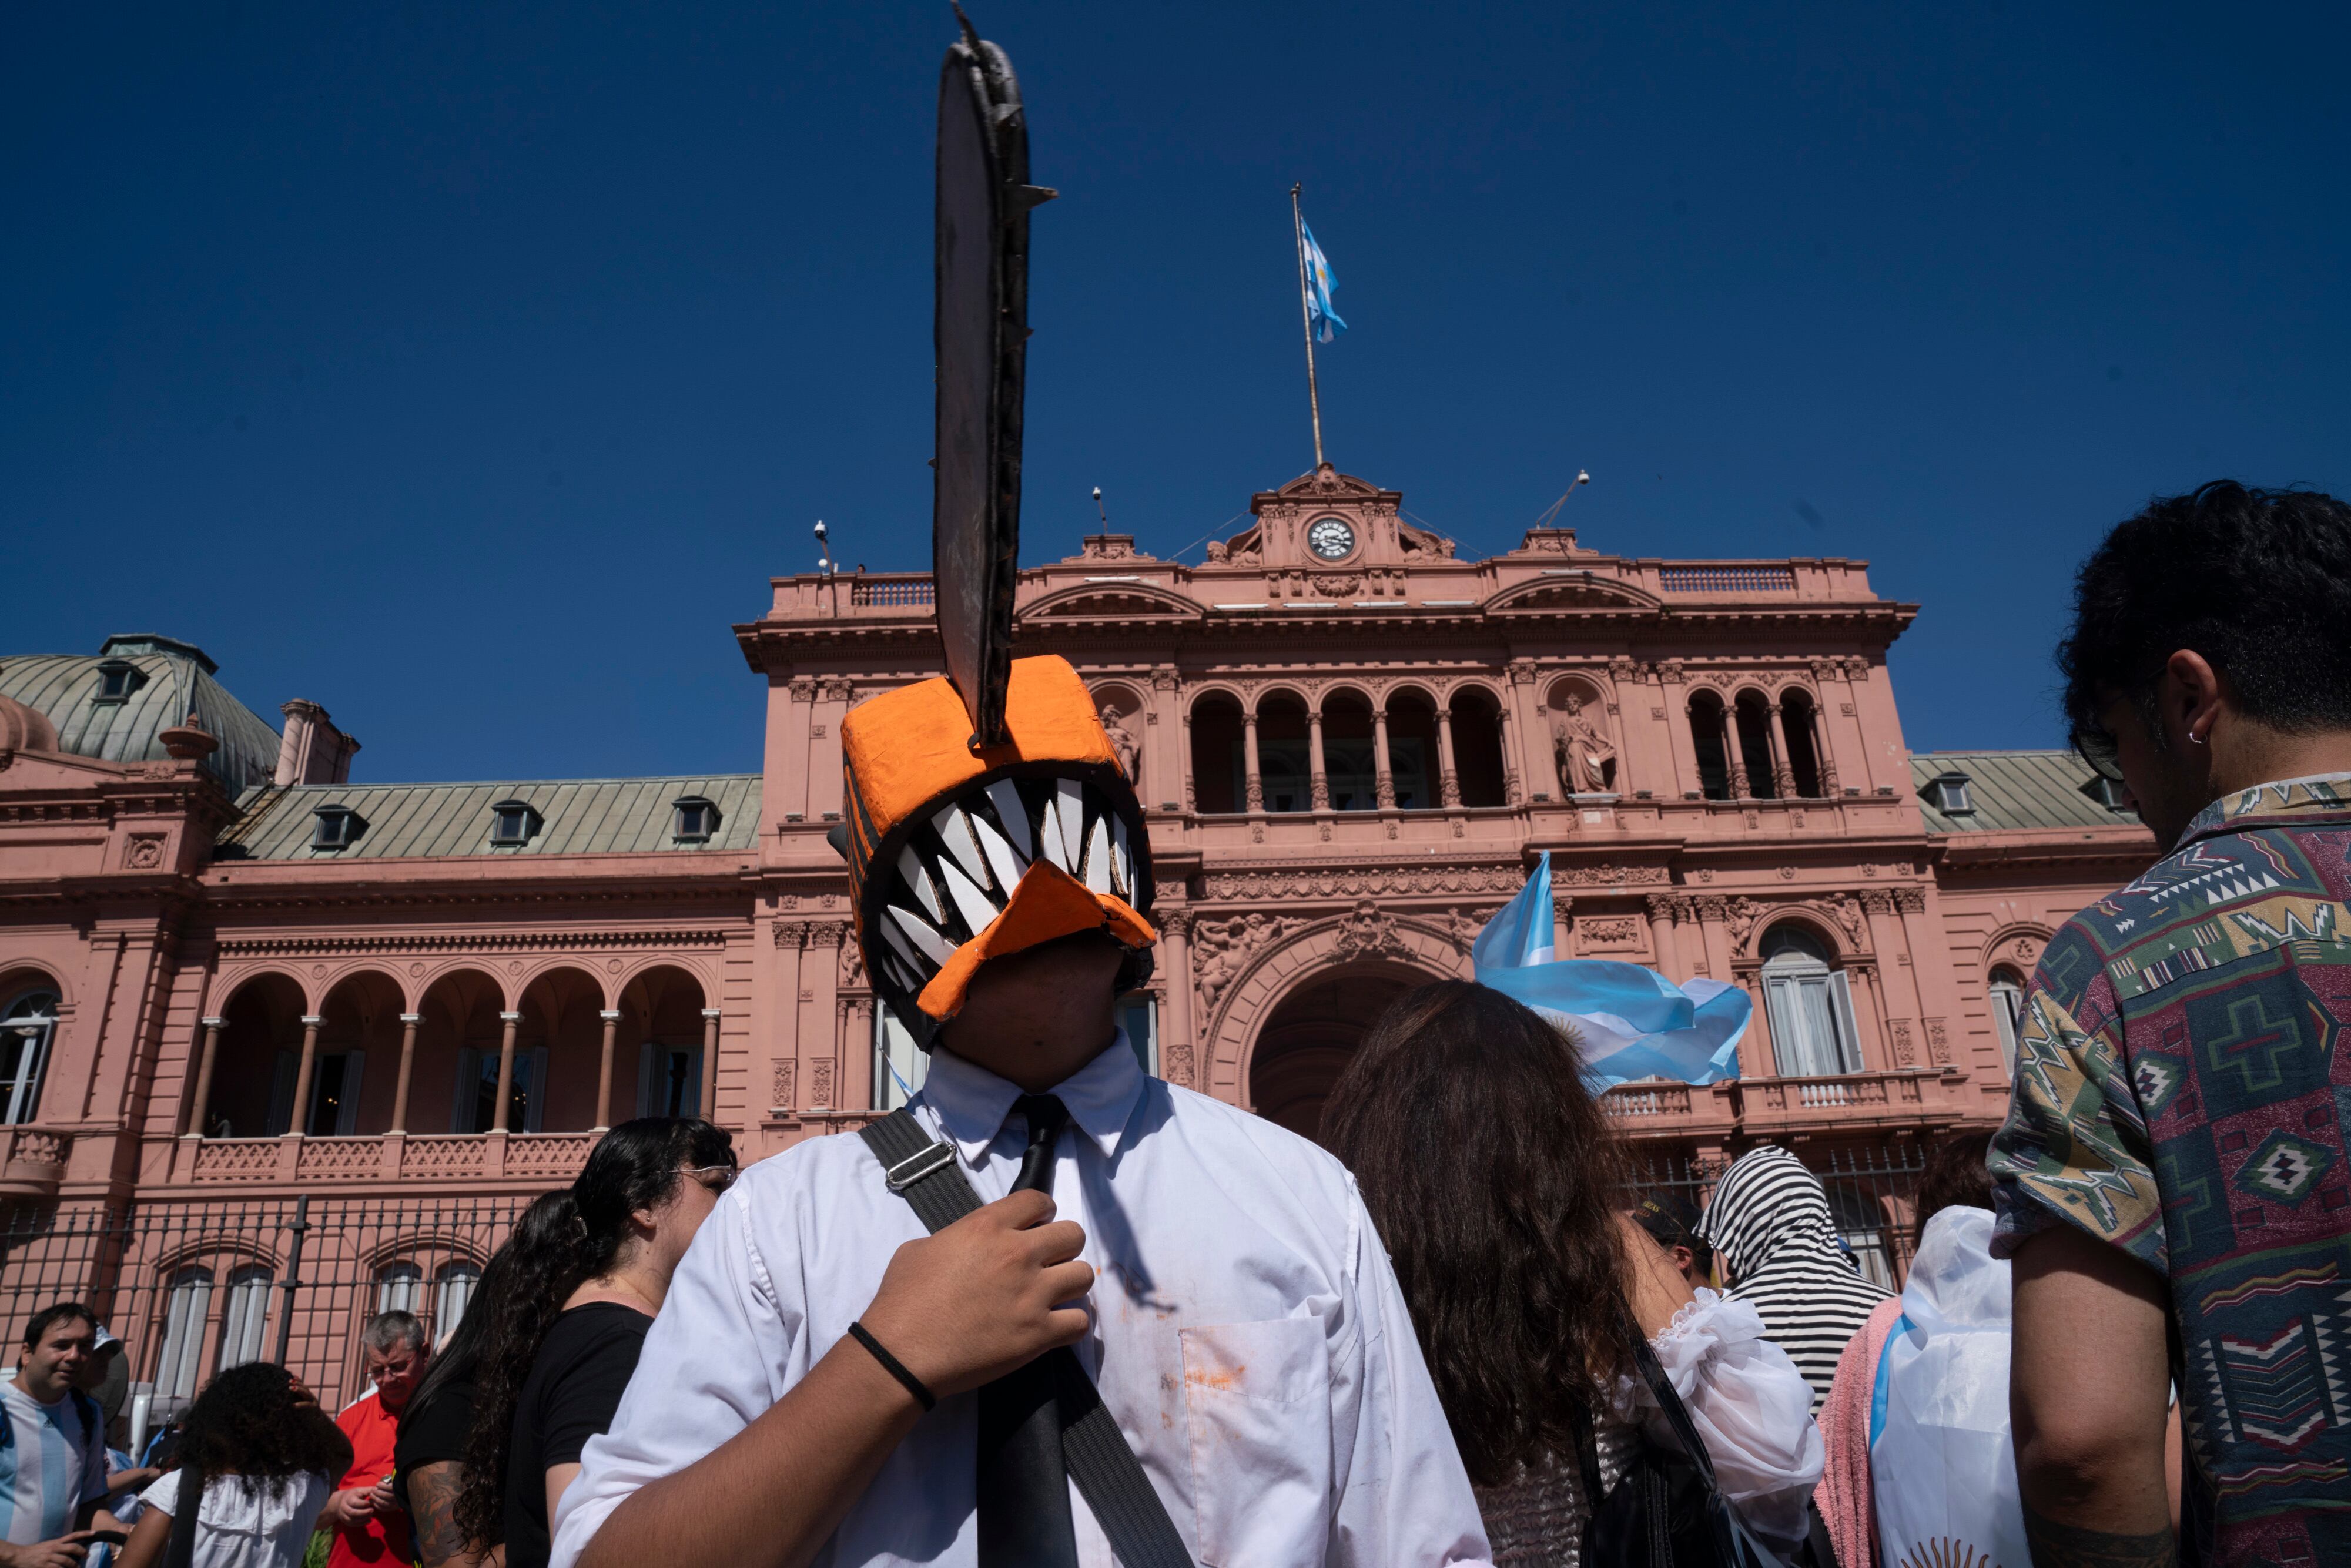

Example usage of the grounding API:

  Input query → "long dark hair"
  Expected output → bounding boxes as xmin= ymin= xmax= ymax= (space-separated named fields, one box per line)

xmin=1911 ymin=1129 xmax=1994 ymax=1248
xmin=454 ymin=1117 xmax=734 ymax=1550
xmin=1322 ymin=980 xmax=1637 ymax=1487
xmin=401 ymin=1242 xmax=514 ymax=1440
xmin=164 ymin=1363 xmax=352 ymax=1568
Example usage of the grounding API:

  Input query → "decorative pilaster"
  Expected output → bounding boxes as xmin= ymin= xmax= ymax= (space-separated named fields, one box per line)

xmin=1644 ymin=895 xmax=1681 ymax=978
xmin=1157 ymin=910 xmax=1196 ymax=1087
xmin=1307 ymin=708 xmax=1330 ymax=810
xmin=1243 ymin=712 xmax=1264 ymax=812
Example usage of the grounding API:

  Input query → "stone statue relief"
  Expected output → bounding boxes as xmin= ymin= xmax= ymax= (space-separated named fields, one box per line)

xmin=1099 ymin=701 xmax=1143 ymax=783
xmin=1551 ymin=693 xmax=1617 ymax=795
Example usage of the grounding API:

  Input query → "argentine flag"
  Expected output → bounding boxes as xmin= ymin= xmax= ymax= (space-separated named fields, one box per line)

xmin=1301 ymin=219 xmax=1347 ymax=343
xmin=1472 ymin=852 xmax=1752 ymax=1088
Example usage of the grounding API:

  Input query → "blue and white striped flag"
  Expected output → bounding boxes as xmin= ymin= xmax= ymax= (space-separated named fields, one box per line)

xmin=1473 ymin=852 xmax=1752 ymax=1088
xmin=1300 ymin=219 xmax=1347 ymax=343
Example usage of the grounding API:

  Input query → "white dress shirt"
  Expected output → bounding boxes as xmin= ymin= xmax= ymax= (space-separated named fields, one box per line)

xmin=550 ymin=1033 xmax=1493 ymax=1568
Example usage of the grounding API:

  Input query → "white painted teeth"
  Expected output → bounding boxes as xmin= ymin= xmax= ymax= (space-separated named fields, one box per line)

xmin=1084 ymin=817 xmax=1116 ymax=895
xmin=930 ymin=803 xmax=995 ymax=892
xmin=879 ymin=916 xmax=925 ymax=973
xmin=1056 ymin=780 xmax=1086 ymax=867
xmin=938 ymin=856 xmax=1004 ymax=938
xmin=1039 ymin=793 xmax=1073 ymax=872
xmin=886 ymin=905 xmax=960 ymax=967
xmin=1111 ymin=815 xmax=1134 ymax=900
xmin=897 ymin=846 xmax=945 ymax=923
xmin=970 ymin=809 xmax=1028 ymax=894
xmin=986 ymin=780 xmax=1033 ymax=860
xmin=886 ymin=955 xmax=925 ymax=994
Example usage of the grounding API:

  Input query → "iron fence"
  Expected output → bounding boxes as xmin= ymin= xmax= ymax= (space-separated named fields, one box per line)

xmin=1627 ymin=1142 xmax=1929 ymax=1289
xmin=0 ymin=1194 xmax=538 ymax=1425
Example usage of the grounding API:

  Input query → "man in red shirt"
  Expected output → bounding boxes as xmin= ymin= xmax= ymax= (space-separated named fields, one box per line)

xmin=319 ymin=1311 xmax=431 ymax=1568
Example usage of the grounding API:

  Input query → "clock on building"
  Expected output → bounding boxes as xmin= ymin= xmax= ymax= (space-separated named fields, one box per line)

xmin=1306 ymin=517 xmax=1356 ymax=560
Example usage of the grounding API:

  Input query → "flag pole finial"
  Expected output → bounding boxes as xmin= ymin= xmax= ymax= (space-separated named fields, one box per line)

xmin=1289 ymin=183 xmax=1325 ymax=470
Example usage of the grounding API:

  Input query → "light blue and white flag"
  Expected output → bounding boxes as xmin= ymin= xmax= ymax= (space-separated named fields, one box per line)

xmin=1472 ymin=852 xmax=1751 ymax=1088
xmin=1300 ymin=219 xmax=1347 ymax=343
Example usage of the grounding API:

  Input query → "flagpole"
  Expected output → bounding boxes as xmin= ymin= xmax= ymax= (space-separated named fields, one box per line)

xmin=1290 ymin=183 xmax=1326 ymax=468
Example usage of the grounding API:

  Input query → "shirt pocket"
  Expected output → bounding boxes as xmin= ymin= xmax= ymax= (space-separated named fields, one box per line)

xmin=1180 ymin=1316 xmax=1332 ymax=1567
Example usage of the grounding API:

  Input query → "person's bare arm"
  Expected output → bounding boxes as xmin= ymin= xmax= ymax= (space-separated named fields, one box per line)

xmin=112 ymin=1505 xmax=171 ymax=1568
xmin=410 ymin=1460 xmax=494 ymax=1568
xmin=574 ymin=1189 xmax=1093 ymax=1568
xmin=2011 ymin=1224 xmax=2176 ymax=1567
xmin=543 ymin=1465 xmax=580 ymax=1548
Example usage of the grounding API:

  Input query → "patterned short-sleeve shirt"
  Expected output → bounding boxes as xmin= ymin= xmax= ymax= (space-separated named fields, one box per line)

xmin=1989 ymin=773 xmax=2351 ymax=1568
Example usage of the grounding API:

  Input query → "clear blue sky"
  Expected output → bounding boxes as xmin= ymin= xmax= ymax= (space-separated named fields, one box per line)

xmin=6 ymin=4 xmax=2345 ymax=784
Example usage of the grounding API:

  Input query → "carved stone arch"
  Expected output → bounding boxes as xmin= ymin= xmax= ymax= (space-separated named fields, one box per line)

xmin=1314 ymin=679 xmax=1377 ymax=712
xmin=150 ymin=1234 xmax=284 ymax=1278
xmin=1683 ymin=682 xmax=1730 ymax=713
xmin=0 ymin=960 xmax=75 ymax=1013
xmin=1198 ymin=908 xmax=1472 ymax=1109
xmin=611 ymin=956 xmax=719 ymax=1009
xmin=213 ymin=963 xmax=321 ymax=1014
xmin=1185 ymin=682 xmax=1248 ymax=716
xmin=1482 ymin=575 xmax=1663 ymax=616
xmin=410 ymin=959 xmax=518 ymax=1012
xmin=1374 ymin=678 xmax=1439 ymax=713
xmin=1746 ymin=905 xmax=1854 ymax=963
xmin=1088 ymin=677 xmax=1147 ymax=711
xmin=1982 ymin=923 xmax=2054 ymax=977
xmin=1017 ymin=579 xmax=1205 ymax=628
xmin=361 ymin=1228 xmax=494 ymax=1275
xmin=1251 ymin=682 xmax=1312 ymax=717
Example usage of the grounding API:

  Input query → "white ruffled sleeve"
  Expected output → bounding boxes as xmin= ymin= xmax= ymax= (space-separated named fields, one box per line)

xmin=1609 ymin=1289 xmax=1825 ymax=1554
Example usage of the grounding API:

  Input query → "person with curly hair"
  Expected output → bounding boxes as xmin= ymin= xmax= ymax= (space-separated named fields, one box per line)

xmin=114 ymin=1363 xmax=350 ymax=1568
xmin=454 ymin=1118 xmax=735 ymax=1568
xmin=1322 ymin=980 xmax=1823 ymax=1566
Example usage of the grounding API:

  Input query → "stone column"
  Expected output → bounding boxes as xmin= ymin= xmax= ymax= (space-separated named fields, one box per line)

xmin=1436 ymin=706 xmax=1461 ymax=806
xmin=287 ymin=1015 xmax=323 ymax=1137
xmin=389 ymin=1013 xmax=421 ymax=1134
xmin=1496 ymin=706 xmax=1523 ymax=805
xmin=1766 ymin=702 xmax=1796 ymax=797
xmin=1371 ymin=708 xmax=1396 ymax=808
xmin=1644 ymin=896 xmax=1681 ymax=979
xmin=1243 ymin=712 xmax=1264 ymax=812
xmin=595 ymin=1010 xmax=621 ymax=1130
xmin=1307 ymin=708 xmax=1330 ymax=810
xmin=185 ymin=1017 xmax=225 ymax=1137
xmin=700 ymin=1007 xmax=722 ymax=1120
xmin=1157 ymin=910 xmax=1195 ymax=1087
xmin=491 ymin=1010 xmax=521 ymax=1133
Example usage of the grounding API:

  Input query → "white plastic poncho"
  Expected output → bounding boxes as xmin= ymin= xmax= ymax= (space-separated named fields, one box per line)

xmin=1869 ymin=1206 xmax=2028 ymax=1568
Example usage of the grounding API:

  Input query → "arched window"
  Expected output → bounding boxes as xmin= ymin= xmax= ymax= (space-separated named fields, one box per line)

xmin=219 ymin=1264 xmax=274 ymax=1370
xmin=1688 ymin=693 xmax=1732 ymax=800
xmin=1321 ymin=692 xmax=1377 ymax=811
xmin=1448 ymin=689 xmax=1508 ymax=808
xmin=1759 ymin=925 xmax=1862 ymax=1077
xmin=153 ymin=1265 xmax=215 ymax=1403
xmin=434 ymin=1261 xmax=483 ymax=1334
xmin=1258 ymin=694 xmax=1311 ymax=813
xmin=1734 ymin=693 xmax=1778 ymax=799
xmin=1187 ymin=694 xmax=1244 ymax=815
xmin=375 ymin=1260 xmax=423 ymax=1315
xmin=1988 ymin=966 xmax=2027 ymax=1072
xmin=1385 ymin=691 xmax=1438 ymax=810
xmin=1780 ymin=691 xmax=1824 ymax=799
xmin=1 ymin=987 xmax=61 ymax=1125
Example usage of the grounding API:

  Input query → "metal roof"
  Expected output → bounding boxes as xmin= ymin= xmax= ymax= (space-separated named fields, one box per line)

xmin=0 ymin=638 xmax=282 ymax=790
xmin=1911 ymin=749 xmax=2139 ymax=834
xmin=216 ymin=775 xmax=763 ymax=860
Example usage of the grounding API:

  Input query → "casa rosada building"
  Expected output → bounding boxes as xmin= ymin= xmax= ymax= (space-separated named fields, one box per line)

xmin=0 ymin=465 xmax=2154 ymax=1399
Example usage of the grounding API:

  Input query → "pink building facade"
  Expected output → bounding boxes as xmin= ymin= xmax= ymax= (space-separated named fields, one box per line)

xmin=0 ymin=468 xmax=2152 ymax=1403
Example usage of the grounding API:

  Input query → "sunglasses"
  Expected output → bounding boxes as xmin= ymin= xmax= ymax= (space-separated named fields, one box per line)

xmin=684 ymin=1162 xmax=738 ymax=1194
xmin=2072 ymin=725 xmax=2128 ymax=785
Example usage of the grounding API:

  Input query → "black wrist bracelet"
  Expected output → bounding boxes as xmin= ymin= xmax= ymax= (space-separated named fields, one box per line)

xmin=847 ymin=1321 xmax=937 ymax=1411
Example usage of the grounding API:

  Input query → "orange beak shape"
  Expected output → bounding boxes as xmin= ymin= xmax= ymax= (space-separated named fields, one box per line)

xmin=915 ymin=857 xmax=1156 ymax=1023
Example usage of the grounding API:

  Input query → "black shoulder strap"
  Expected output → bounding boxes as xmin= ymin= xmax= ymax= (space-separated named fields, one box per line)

xmin=859 ymin=1109 xmax=1194 ymax=1568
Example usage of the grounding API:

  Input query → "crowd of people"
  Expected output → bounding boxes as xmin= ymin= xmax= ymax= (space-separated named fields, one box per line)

xmin=5 ymin=478 xmax=2346 ymax=1567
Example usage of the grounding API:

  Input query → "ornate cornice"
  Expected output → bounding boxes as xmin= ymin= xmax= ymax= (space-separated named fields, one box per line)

xmin=215 ymin=928 xmax=733 ymax=958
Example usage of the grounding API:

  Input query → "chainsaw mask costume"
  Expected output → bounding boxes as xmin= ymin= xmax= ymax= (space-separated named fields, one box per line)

xmin=840 ymin=654 xmax=1156 ymax=1043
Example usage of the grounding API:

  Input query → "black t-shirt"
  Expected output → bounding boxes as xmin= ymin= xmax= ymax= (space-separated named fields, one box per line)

xmin=502 ymin=1302 xmax=651 ymax=1568
xmin=392 ymin=1381 xmax=476 ymax=1520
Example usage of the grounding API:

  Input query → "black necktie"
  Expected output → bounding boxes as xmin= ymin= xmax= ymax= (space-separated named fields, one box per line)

xmin=977 ymin=1094 xmax=1079 ymax=1568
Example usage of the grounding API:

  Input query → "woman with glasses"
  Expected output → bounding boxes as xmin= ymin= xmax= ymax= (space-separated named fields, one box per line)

xmin=452 ymin=1118 xmax=735 ymax=1568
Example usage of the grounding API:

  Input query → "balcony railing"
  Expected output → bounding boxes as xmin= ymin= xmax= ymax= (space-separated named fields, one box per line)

xmin=849 ymin=577 xmax=935 ymax=608
xmin=1658 ymin=565 xmax=1796 ymax=594
xmin=181 ymin=1131 xmax=601 ymax=1185
xmin=0 ymin=1127 xmax=72 ymax=1199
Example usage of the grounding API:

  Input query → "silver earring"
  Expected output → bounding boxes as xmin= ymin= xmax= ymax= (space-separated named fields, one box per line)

xmin=2189 ymin=731 xmax=2208 ymax=746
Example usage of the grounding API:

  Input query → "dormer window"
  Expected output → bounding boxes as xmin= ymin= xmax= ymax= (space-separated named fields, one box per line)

xmin=1927 ymin=772 xmax=1973 ymax=815
xmin=672 ymin=796 xmax=719 ymax=843
xmin=312 ymin=806 xmax=366 ymax=850
xmin=2080 ymin=774 xmax=2131 ymax=811
xmin=488 ymin=800 xmax=542 ymax=847
xmin=93 ymin=661 xmax=142 ymax=705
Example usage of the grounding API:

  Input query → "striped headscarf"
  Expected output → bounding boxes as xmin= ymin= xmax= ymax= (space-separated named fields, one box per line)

xmin=1696 ymin=1146 xmax=1891 ymax=1410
